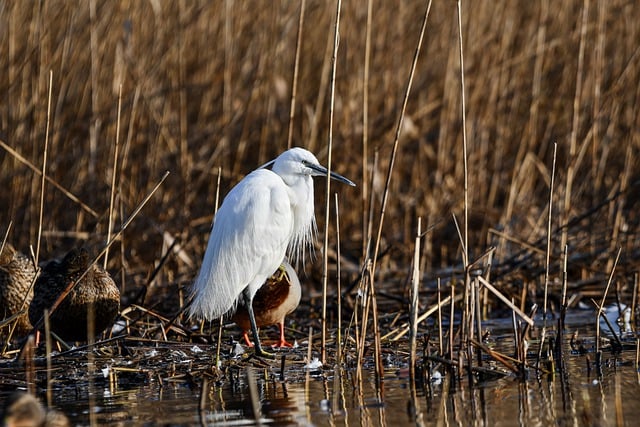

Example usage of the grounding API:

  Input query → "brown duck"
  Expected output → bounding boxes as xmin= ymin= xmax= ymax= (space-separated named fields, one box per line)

xmin=232 ymin=261 xmax=301 ymax=347
xmin=28 ymin=248 xmax=120 ymax=342
xmin=0 ymin=244 xmax=37 ymax=337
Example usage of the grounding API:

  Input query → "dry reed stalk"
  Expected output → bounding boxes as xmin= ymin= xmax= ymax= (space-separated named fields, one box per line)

xmin=334 ymin=194 xmax=342 ymax=366
xmin=449 ymin=282 xmax=455 ymax=360
xmin=0 ymin=221 xmax=11 ymax=255
xmin=386 ymin=295 xmax=455 ymax=342
xmin=355 ymin=263 xmax=373 ymax=386
xmin=89 ymin=0 xmax=99 ymax=177
xmin=202 ymin=166 xmax=223 ymax=337
xmin=478 ymin=277 xmax=534 ymax=327
xmin=35 ymin=70 xmax=52 ymax=265
xmin=561 ymin=0 xmax=589 ymax=252
xmin=456 ymin=0 xmax=469 ymax=267
xmin=437 ymin=278 xmax=443 ymax=355
xmin=321 ymin=0 xmax=342 ymax=366
xmin=44 ymin=309 xmax=52 ymax=407
xmin=409 ymin=217 xmax=421 ymax=384
xmin=632 ymin=273 xmax=638 ymax=332
xmin=370 ymin=0 xmax=431 ymax=283
xmin=307 ymin=14 xmax=334 ymax=153
xmin=361 ymin=0 xmax=373 ymax=261
xmin=87 ymin=302 xmax=97 ymax=427
xmin=595 ymin=247 xmax=621 ymax=356
xmin=592 ymin=0 xmax=606 ymax=199
xmin=304 ymin=326 xmax=313 ymax=419
xmin=543 ymin=143 xmax=558 ymax=316
xmin=104 ymin=84 xmax=123 ymax=269
xmin=469 ymin=339 xmax=518 ymax=375
xmin=555 ymin=245 xmax=569 ymax=368
xmin=286 ymin=0 xmax=305 ymax=150
xmin=370 ymin=270 xmax=383 ymax=385
xmin=474 ymin=277 xmax=483 ymax=368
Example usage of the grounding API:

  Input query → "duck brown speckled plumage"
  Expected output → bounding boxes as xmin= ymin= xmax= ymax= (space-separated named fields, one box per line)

xmin=28 ymin=248 xmax=120 ymax=342
xmin=232 ymin=261 xmax=301 ymax=347
xmin=0 ymin=244 xmax=37 ymax=337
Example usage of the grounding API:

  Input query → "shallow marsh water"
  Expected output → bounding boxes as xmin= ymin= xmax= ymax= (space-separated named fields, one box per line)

xmin=2 ymin=309 xmax=639 ymax=426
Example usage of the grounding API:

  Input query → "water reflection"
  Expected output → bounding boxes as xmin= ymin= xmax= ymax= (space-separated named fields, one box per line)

xmin=2 ymin=314 xmax=640 ymax=426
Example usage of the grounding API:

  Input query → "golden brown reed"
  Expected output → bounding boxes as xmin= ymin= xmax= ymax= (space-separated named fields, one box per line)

xmin=0 ymin=1 xmax=639 ymax=317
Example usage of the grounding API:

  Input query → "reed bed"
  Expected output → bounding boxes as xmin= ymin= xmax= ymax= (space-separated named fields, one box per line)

xmin=1 ymin=0 xmax=640 ymax=415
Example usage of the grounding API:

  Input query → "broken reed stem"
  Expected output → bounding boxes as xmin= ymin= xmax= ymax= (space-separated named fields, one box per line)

xmin=543 ymin=142 xmax=558 ymax=317
xmin=286 ymin=0 xmax=305 ymax=149
xmin=478 ymin=276 xmax=534 ymax=327
xmin=596 ymin=247 xmax=622 ymax=354
xmin=370 ymin=0 xmax=431 ymax=282
xmin=105 ymin=84 xmax=123 ymax=269
xmin=321 ymin=0 xmax=341 ymax=365
xmin=385 ymin=294 xmax=455 ymax=341
xmin=456 ymin=0 xmax=469 ymax=266
xmin=36 ymin=70 xmax=53 ymax=265
xmin=409 ymin=218 xmax=422 ymax=384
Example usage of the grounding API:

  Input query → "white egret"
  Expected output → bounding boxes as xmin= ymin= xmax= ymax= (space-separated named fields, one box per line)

xmin=189 ymin=147 xmax=355 ymax=356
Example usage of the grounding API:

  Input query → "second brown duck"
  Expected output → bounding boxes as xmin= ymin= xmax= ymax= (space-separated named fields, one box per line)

xmin=28 ymin=248 xmax=120 ymax=342
xmin=232 ymin=260 xmax=301 ymax=348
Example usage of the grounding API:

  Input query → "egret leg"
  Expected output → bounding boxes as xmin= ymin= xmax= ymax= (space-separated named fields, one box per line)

xmin=243 ymin=289 xmax=273 ymax=358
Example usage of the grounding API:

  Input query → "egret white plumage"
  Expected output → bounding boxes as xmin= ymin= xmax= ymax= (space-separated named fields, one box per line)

xmin=189 ymin=147 xmax=355 ymax=356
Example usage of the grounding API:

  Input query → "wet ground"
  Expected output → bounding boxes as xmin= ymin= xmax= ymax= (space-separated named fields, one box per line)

xmin=2 ymin=307 xmax=638 ymax=426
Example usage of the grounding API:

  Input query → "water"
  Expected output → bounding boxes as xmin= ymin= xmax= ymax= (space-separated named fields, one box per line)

xmin=2 ymin=309 xmax=639 ymax=426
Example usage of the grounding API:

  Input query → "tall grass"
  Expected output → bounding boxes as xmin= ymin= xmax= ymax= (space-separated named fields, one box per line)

xmin=1 ymin=1 xmax=639 ymax=309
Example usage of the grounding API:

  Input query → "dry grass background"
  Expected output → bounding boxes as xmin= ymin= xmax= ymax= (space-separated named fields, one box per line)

xmin=1 ymin=0 xmax=639 ymax=314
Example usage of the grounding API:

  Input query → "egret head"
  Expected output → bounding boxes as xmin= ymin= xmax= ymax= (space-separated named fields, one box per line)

xmin=271 ymin=147 xmax=356 ymax=187
xmin=268 ymin=147 xmax=355 ymax=263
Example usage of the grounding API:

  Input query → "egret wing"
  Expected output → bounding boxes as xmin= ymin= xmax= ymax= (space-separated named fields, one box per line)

xmin=189 ymin=169 xmax=293 ymax=320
